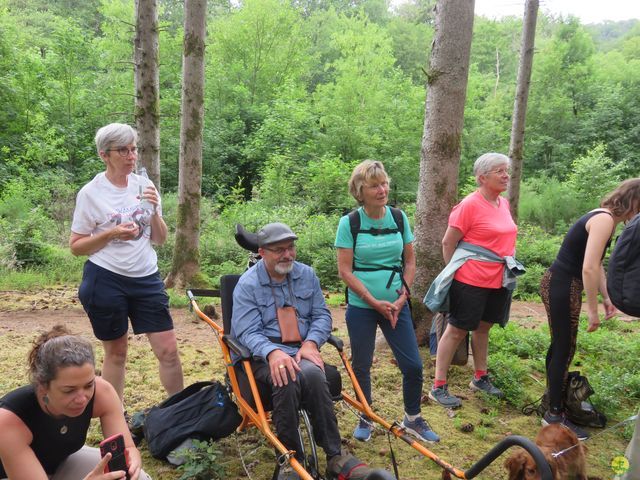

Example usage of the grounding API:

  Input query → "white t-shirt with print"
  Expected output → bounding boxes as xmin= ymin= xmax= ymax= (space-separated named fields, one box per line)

xmin=71 ymin=172 xmax=162 ymax=277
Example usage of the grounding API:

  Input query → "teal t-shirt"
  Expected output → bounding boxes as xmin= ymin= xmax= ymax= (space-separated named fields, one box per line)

xmin=334 ymin=206 xmax=414 ymax=309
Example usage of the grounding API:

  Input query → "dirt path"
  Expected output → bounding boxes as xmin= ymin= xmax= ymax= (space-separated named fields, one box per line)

xmin=0 ymin=287 xmax=550 ymax=340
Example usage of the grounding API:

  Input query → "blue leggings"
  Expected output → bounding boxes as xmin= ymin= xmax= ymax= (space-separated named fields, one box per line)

xmin=346 ymin=304 xmax=423 ymax=415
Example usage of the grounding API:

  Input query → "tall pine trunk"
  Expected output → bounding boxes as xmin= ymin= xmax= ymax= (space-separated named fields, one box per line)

xmin=413 ymin=0 xmax=475 ymax=342
xmin=134 ymin=0 xmax=160 ymax=186
xmin=165 ymin=0 xmax=206 ymax=289
xmin=508 ymin=0 xmax=539 ymax=222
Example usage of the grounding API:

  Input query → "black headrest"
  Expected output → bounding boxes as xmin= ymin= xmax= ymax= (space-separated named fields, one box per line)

xmin=234 ymin=224 xmax=259 ymax=253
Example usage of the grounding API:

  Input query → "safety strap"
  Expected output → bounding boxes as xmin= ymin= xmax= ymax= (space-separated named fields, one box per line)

xmin=386 ymin=426 xmax=401 ymax=479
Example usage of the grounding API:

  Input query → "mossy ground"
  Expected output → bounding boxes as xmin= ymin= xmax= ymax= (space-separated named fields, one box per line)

xmin=0 ymin=289 xmax=635 ymax=479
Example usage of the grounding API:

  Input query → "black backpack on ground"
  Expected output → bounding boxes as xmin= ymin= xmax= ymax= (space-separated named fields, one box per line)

xmin=143 ymin=381 xmax=242 ymax=460
xmin=522 ymin=371 xmax=607 ymax=428
xmin=345 ymin=207 xmax=409 ymax=304
xmin=607 ymin=212 xmax=640 ymax=317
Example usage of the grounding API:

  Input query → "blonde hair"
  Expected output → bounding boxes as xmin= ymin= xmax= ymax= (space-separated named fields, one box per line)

xmin=600 ymin=178 xmax=640 ymax=219
xmin=348 ymin=160 xmax=390 ymax=205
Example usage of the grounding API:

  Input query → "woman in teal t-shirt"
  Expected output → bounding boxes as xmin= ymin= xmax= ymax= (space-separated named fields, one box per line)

xmin=335 ymin=160 xmax=439 ymax=444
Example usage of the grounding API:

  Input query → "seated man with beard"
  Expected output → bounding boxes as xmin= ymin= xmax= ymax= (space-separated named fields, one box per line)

xmin=231 ymin=222 xmax=372 ymax=480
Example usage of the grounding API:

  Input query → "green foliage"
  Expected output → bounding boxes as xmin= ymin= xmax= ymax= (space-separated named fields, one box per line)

xmin=512 ymin=223 xmax=564 ymax=299
xmin=255 ymin=154 xmax=302 ymax=208
xmin=303 ymin=155 xmax=355 ymax=214
xmin=518 ymin=176 xmax=583 ymax=232
xmin=176 ymin=439 xmax=225 ymax=480
xmin=566 ymin=143 xmax=626 ymax=204
xmin=489 ymin=312 xmax=640 ymax=427
xmin=487 ymin=350 xmax=528 ymax=406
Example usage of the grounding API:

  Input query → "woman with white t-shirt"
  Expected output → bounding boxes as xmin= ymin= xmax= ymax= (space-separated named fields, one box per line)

xmin=69 ymin=123 xmax=183 ymax=405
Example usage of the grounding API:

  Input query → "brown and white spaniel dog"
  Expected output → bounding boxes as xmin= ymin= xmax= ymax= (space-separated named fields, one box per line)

xmin=504 ymin=423 xmax=587 ymax=480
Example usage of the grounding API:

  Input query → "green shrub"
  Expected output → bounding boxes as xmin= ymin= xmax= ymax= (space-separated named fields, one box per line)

xmin=566 ymin=143 xmax=625 ymax=207
xmin=513 ymin=223 xmax=562 ymax=299
xmin=518 ymin=176 xmax=583 ymax=233
xmin=176 ymin=439 xmax=225 ymax=480
xmin=303 ymin=155 xmax=355 ymax=214
xmin=0 ymin=209 xmax=57 ymax=268
xmin=487 ymin=350 xmax=528 ymax=406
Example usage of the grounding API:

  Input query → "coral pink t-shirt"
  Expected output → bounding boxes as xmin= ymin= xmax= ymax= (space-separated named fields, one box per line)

xmin=449 ymin=190 xmax=518 ymax=289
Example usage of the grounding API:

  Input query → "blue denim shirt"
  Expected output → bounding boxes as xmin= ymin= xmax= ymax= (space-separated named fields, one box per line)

xmin=230 ymin=260 xmax=332 ymax=361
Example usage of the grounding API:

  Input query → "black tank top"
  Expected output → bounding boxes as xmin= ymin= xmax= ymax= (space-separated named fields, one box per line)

xmin=551 ymin=210 xmax=613 ymax=279
xmin=0 ymin=384 xmax=95 ymax=476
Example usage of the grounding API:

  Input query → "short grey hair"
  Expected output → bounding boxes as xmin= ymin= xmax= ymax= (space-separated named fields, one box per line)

xmin=473 ymin=152 xmax=510 ymax=185
xmin=95 ymin=123 xmax=137 ymax=155
xmin=29 ymin=334 xmax=95 ymax=386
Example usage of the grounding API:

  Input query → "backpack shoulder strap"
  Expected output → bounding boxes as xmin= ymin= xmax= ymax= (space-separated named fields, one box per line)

xmin=389 ymin=206 xmax=404 ymax=236
xmin=390 ymin=206 xmax=405 ymax=267
xmin=348 ymin=209 xmax=361 ymax=252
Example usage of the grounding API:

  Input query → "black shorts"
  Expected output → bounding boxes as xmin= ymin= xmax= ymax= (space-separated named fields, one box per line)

xmin=78 ymin=261 xmax=174 ymax=341
xmin=448 ymin=279 xmax=509 ymax=331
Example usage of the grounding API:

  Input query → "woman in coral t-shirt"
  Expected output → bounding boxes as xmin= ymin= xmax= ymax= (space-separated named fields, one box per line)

xmin=429 ymin=153 xmax=517 ymax=409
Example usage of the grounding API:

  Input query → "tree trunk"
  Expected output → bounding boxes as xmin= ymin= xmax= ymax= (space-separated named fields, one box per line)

xmin=413 ymin=0 xmax=475 ymax=343
xmin=134 ymin=0 xmax=161 ymax=187
xmin=165 ymin=0 xmax=206 ymax=289
xmin=508 ymin=0 xmax=539 ymax=222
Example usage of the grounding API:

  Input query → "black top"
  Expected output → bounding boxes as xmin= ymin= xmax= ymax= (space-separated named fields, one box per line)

xmin=551 ymin=210 xmax=613 ymax=279
xmin=0 ymin=384 xmax=95 ymax=476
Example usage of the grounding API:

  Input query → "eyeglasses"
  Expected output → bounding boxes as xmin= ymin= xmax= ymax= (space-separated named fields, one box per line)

xmin=263 ymin=245 xmax=296 ymax=256
xmin=489 ymin=168 xmax=511 ymax=176
xmin=107 ymin=146 xmax=138 ymax=157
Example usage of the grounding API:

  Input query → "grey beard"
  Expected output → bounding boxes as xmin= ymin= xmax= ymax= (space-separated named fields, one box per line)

xmin=275 ymin=261 xmax=294 ymax=275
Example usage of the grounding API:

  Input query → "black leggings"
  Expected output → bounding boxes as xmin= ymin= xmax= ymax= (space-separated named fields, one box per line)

xmin=539 ymin=268 xmax=583 ymax=412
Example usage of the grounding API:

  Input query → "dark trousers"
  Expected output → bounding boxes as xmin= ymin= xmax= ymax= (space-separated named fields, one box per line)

xmin=346 ymin=304 xmax=423 ymax=415
xmin=250 ymin=358 xmax=342 ymax=459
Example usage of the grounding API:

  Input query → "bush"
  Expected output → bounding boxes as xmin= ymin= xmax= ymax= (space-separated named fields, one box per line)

xmin=513 ymin=223 xmax=562 ymax=299
xmin=518 ymin=176 xmax=583 ymax=233
xmin=0 ymin=208 xmax=58 ymax=268
xmin=176 ymin=439 xmax=225 ymax=480
xmin=303 ymin=155 xmax=354 ymax=214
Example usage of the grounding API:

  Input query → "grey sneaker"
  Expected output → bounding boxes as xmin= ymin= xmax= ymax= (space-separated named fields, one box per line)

xmin=542 ymin=410 xmax=589 ymax=441
xmin=469 ymin=375 xmax=504 ymax=398
xmin=401 ymin=415 xmax=440 ymax=443
xmin=429 ymin=384 xmax=462 ymax=408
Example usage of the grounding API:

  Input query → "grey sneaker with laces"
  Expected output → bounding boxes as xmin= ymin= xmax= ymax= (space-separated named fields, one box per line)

xmin=469 ymin=375 xmax=504 ymax=398
xmin=401 ymin=415 xmax=440 ymax=443
xmin=429 ymin=384 xmax=462 ymax=408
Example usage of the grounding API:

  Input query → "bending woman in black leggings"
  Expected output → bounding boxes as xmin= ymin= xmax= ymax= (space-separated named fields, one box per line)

xmin=540 ymin=178 xmax=640 ymax=440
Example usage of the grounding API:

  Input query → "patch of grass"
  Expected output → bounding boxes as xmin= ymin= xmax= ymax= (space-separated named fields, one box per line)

xmin=325 ymin=291 xmax=346 ymax=307
xmin=0 ymin=299 xmax=636 ymax=479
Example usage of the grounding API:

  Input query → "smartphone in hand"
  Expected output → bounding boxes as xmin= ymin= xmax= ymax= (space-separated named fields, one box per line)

xmin=99 ymin=433 xmax=130 ymax=479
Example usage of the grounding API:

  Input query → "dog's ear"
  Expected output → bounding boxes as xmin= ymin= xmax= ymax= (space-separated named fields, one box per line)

xmin=504 ymin=450 xmax=527 ymax=480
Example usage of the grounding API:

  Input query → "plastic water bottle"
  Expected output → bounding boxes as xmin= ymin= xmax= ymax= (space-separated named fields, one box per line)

xmin=138 ymin=166 xmax=154 ymax=212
